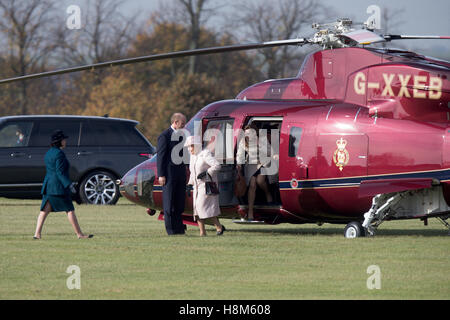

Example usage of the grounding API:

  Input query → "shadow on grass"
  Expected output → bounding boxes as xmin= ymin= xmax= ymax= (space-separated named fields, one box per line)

xmin=1 ymin=202 xmax=39 ymax=206
xmin=0 ymin=202 xmax=137 ymax=207
xmin=224 ymin=226 xmax=449 ymax=237
xmin=4 ymin=227 xmax=448 ymax=239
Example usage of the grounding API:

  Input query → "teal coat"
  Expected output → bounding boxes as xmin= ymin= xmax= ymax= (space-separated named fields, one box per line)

xmin=41 ymin=147 xmax=72 ymax=196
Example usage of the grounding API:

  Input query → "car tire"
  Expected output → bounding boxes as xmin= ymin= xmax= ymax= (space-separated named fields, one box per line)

xmin=79 ymin=170 xmax=119 ymax=205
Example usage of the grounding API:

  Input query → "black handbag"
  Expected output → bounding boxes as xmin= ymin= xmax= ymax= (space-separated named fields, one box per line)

xmin=205 ymin=173 xmax=219 ymax=195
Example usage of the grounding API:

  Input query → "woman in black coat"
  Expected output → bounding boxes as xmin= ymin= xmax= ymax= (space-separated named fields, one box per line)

xmin=33 ymin=130 xmax=93 ymax=239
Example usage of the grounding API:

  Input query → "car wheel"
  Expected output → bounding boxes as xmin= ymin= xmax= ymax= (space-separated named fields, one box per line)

xmin=80 ymin=171 xmax=119 ymax=205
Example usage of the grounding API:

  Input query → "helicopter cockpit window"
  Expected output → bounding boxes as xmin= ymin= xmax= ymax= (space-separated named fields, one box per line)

xmin=0 ymin=122 xmax=33 ymax=148
xmin=288 ymin=127 xmax=303 ymax=157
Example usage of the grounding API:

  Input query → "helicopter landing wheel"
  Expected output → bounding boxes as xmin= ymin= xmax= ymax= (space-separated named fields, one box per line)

xmin=344 ymin=221 xmax=366 ymax=238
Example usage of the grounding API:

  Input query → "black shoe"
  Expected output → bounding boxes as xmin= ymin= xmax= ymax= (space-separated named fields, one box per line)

xmin=78 ymin=234 xmax=94 ymax=239
xmin=217 ymin=225 xmax=226 ymax=236
xmin=168 ymin=232 xmax=185 ymax=236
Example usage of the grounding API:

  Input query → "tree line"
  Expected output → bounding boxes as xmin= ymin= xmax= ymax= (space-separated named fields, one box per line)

xmin=0 ymin=0 xmax=378 ymax=143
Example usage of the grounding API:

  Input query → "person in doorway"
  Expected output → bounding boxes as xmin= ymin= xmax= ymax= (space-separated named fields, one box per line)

xmin=186 ymin=135 xmax=225 ymax=236
xmin=33 ymin=130 xmax=93 ymax=239
xmin=236 ymin=124 xmax=276 ymax=221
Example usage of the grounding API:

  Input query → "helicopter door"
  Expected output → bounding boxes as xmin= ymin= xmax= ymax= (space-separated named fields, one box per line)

xmin=247 ymin=117 xmax=283 ymax=204
xmin=202 ymin=118 xmax=237 ymax=207
xmin=278 ymin=120 xmax=311 ymax=215
xmin=279 ymin=121 xmax=308 ymax=181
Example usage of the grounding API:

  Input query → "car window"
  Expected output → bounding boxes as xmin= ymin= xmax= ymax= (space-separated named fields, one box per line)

xmin=0 ymin=122 xmax=33 ymax=147
xmin=83 ymin=121 xmax=147 ymax=146
xmin=122 ymin=126 xmax=150 ymax=146
xmin=31 ymin=120 xmax=81 ymax=147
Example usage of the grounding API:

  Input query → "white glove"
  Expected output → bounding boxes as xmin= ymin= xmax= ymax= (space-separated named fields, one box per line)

xmin=70 ymin=182 xmax=77 ymax=194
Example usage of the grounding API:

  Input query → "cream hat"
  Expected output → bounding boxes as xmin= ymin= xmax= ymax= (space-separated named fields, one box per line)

xmin=184 ymin=135 xmax=202 ymax=147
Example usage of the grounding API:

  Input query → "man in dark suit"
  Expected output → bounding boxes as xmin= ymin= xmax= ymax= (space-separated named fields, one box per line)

xmin=157 ymin=113 xmax=187 ymax=235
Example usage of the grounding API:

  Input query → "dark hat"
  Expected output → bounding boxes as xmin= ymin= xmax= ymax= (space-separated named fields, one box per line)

xmin=51 ymin=130 xmax=69 ymax=144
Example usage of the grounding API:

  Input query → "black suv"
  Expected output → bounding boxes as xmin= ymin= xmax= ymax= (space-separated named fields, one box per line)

xmin=0 ymin=115 xmax=154 ymax=205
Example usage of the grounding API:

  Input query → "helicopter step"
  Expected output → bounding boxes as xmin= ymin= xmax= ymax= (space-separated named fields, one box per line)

xmin=361 ymin=185 xmax=450 ymax=237
xmin=231 ymin=204 xmax=282 ymax=224
xmin=232 ymin=218 xmax=266 ymax=225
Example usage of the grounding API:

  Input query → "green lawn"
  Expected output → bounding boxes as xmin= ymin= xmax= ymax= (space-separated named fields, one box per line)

xmin=0 ymin=197 xmax=449 ymax=300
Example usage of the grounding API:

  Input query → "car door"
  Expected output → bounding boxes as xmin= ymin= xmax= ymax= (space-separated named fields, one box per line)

xmin=28 ymin=119 xmax=82 ymax=183
xmin=78 ymin=119 xmax=153 ymax=205
xmin=0 ymin=120 xmax=36 ymax=197
xmin=85 ymin=119 xmax=151 ymax=177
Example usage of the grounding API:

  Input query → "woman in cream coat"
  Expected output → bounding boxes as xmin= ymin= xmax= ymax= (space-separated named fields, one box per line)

xmin=186 ymin=136 xmax=225 ymax=236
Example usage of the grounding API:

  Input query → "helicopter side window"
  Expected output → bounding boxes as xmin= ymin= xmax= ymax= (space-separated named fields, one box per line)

xmin=288 ymin=127 xmax=303 ymax=157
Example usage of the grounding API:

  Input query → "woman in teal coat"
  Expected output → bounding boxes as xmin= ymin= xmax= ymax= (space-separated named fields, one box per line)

xmin=33 ymin=130 xmax=93 ymax=239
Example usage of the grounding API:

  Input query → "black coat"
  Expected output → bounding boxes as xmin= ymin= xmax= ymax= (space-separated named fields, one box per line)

xmin=157 ymin=127 xmax=186 ymax=179
xmin=156 ymin=127 xmax=186 ymax=235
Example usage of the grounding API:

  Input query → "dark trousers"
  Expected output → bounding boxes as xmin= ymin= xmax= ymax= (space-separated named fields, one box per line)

xmin=162 ymin=172 xmax=186 ymax=235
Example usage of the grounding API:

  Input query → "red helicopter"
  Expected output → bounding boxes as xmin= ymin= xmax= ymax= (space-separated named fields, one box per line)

xmin=119 ymin=19 xmax=450 ymax=237
xmin=2 ymin=18 xmax=450 ymax=237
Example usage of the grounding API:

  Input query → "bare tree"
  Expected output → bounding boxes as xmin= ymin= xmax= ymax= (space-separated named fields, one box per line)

xmin=58 ymin=0 xmax=137 ymax=66
xmin=0 ymin=0 xmax=58 ymax=114
xmin=143 ymin=0 xmax=222 ymax=75
xmin=178 ymin=0 xmax=206 ymax=74
xmin=232 ymin=0 xmax=328 ymax=79
xmin=50 ymin=0 xmax=139 ymax=114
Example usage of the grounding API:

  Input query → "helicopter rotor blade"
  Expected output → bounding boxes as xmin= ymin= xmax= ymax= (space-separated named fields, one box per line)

xmin=383 ymin=35 xmax=450 ymax=41
xmin=0 ymin=38 xmax=306 ymax=85
xmin=340 ymin=29 xmax=386 ymax=45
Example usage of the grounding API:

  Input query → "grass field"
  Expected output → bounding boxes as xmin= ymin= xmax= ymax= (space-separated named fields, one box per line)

xmin=0 ymin=197 xmax=449 ymax=300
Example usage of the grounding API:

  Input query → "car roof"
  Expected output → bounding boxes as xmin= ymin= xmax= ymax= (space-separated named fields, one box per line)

xmin=0 ymin=115 xmax=139 ymax=125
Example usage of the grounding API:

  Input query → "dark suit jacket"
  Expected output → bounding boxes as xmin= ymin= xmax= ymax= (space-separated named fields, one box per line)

xmin=41 ymin=147 xmax=72 ymax=196
xmin=157 ymin=127 xmax=186 ymax=179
